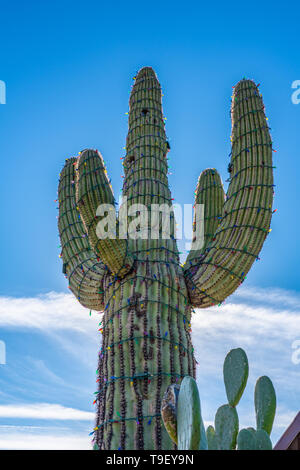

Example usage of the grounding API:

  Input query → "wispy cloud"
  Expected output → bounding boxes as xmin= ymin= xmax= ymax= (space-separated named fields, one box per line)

xmin=0 ymin=429 xmax=91 ymax=450
xmin=193 ymin=299 xmax=300 ymax=346
xmin=0 ymin=403 xmax=94 ymax=420
xmin=0 ymin=286 xmax=299 ymax=448
xmin=232 ymin=285 xmax=300 ymax=310
xmin=192 ymin=284 xmax=300 ymax=361
xmin=0 ymin=292 xmax=101 ymax=335
xmin=27 ymin=358 xmax=67 ymax=386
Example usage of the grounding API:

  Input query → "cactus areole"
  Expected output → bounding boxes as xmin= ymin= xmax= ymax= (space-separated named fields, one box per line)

xmin=58 ymin=67 xmax=273 ymax=450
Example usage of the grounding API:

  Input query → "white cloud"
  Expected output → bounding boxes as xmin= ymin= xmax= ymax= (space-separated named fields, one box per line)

xmin=193 ymin=300 xmax=300 ymax=344
xmin=0 ymin=403 xmax=94 ymax=420
xmin=0 ymin=431 xmax=90 ymax=450
xmin=0 ymin=287 xmax=299 ymax=448
xmin=0 ymin=292 xmax=101 ymax=334
xmin=234 ymin=285 xmax=300 ymax=310
xmin=191 ymin=285 xmax=300 ymax=362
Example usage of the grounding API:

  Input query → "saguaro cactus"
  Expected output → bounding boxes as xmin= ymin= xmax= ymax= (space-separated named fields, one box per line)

xmin=57 ymin=67 xmax=274 ymax=450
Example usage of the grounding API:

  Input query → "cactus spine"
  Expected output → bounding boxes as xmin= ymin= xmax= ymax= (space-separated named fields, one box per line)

xmin=58 ymin=68 xmax=273 ymax=450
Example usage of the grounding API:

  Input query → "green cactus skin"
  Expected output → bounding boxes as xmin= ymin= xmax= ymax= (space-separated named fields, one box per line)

xmin=238 ymin=428 xmax=272 ymax=450
xmin=206 ymin=425 xmax=219 ymax=450
xmin=215 ymin=404 xmax=239 ymax=450
xmin=177 ymin=377 xmax=207 ymax=450
xmin=58 ymin=68 xmax=273 ymax=450
xmin=255 ymin=429 xmax=273 ymax=450
xmin=255 ymin=376 xmax=276 ymax=435
xmin=246 ymin=426 xmax=257 ymax=438
xmin=223 ymin=348 xmax=249 ymax=406
xmin=199 ymin=419 xmax=208 ymax=450
xmin=237 ymin=428 xmax=256 ymax=450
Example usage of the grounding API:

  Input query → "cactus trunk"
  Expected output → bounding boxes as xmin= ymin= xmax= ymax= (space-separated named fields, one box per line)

xmin=95 ymin=262 xmax=194 ymax=449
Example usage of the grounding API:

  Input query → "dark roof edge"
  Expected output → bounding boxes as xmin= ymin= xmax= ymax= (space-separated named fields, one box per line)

xmin=274 ymin=412 xmax=300 ymax=450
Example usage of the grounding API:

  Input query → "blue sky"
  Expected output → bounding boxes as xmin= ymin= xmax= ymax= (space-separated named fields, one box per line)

xmin=0 ymin=0 xmax=299 ymax=449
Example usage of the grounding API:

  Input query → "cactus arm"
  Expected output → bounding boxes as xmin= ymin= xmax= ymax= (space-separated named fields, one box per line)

xmin=122 ymin=67 xmax=170 ymax=210
xmin=223 ymin=348 xmax=249 ymax=407
xmin=76 ymin=149 xmax=133 ymax=278
xmin=206 ymin=425 xmax=219 ymax=450
xmin=58 ymin=158 xmax=106 ymax=310
xmin=161 ymin=378 xmax=208 ymax=450
xmin=121 ymin=67 xmax=175 ymax=257
xmin=255 ymin=429 xmax=273 ymax=450
xmin=238 ymin=428 xmax=272 ymax=450
xmin=185 ymin=169 xmax=225 ymax=268
xmin=176 ymin=377 xmax=207 ymax=450
xmin=237 ymin=428 xmax=256 ymax=450
xmin=255 ymin=376 xmax=276 ymax=435
xmin=184 ymin=79 xmax=274 ymax=307
xmin=199 ymin=419 xmax=208 ymax=450
xmin=215 ymin=404 xmax=239 ymax=450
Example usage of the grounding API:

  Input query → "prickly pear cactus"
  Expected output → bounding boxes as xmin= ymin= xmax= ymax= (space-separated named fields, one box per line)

xmin=206 ymin=425 xmax=219 ymax=450
xmin=176 ymin=377 xmax=207 ymax=450
xmin=255 ymin=376 xmax=276 ymax=435
xmin=161 ymin=377 xmax=207 ymax=449
xmin=237 ymin=428 xmax=272 ymax=450
xmin=58 ymin=67 xmax=274 ymax=450
xmin=237 ymin=428 xmax=256 ymax=450
xmin=223 ymin=347 xmax=249 ymax=406
xmin=162 ymin=348 xmax=276 ymax=451
xmin=212 ymin=349 xmax=276 ymax=450
xmin=208 ymin=348 xmax=246 ymax=450
xmin=215 ymin=404 xmax=239 ymax=450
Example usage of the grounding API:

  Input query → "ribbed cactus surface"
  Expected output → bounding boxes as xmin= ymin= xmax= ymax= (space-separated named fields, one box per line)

xmin=57 ymin=68 xmax=273 ymax=450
